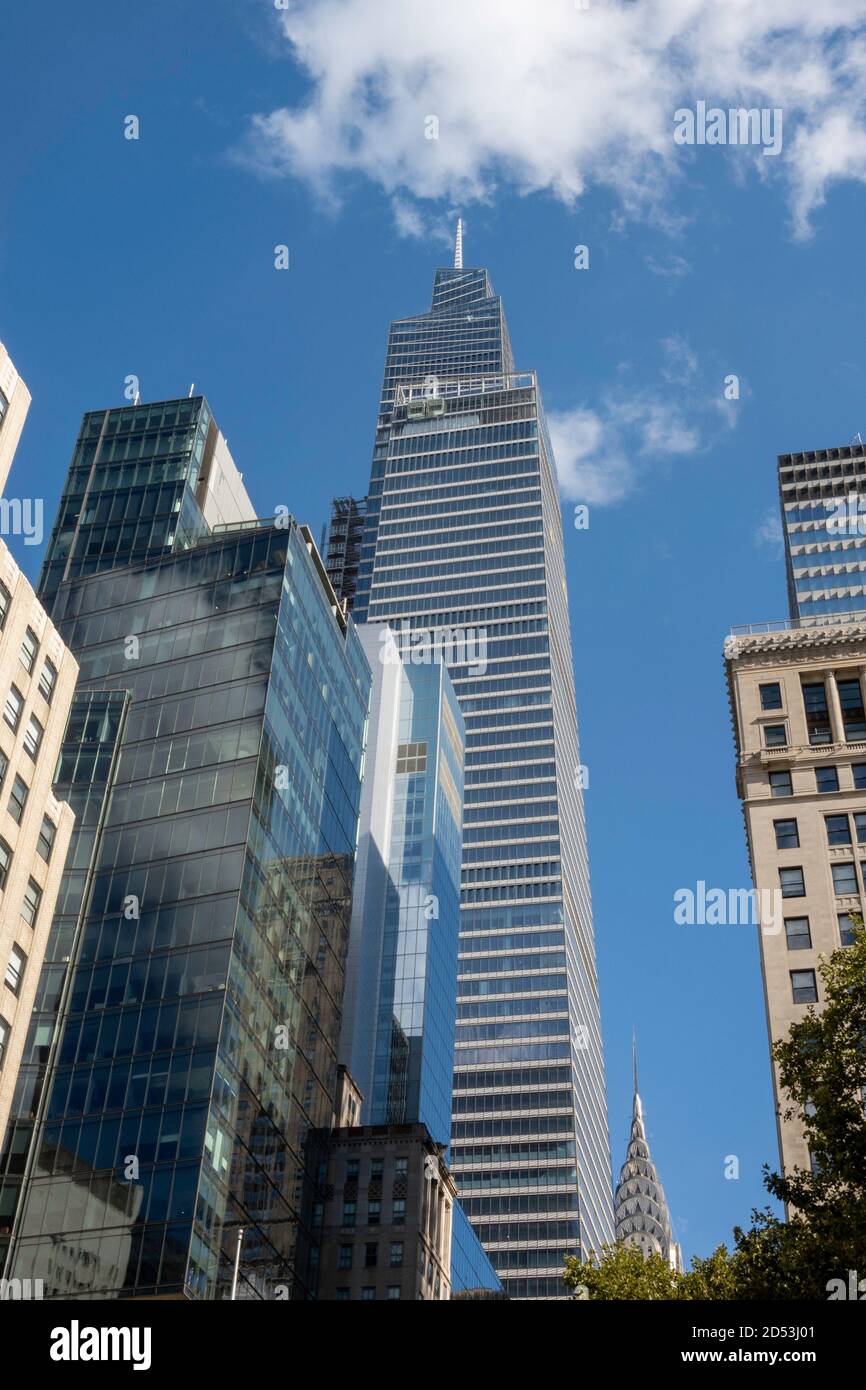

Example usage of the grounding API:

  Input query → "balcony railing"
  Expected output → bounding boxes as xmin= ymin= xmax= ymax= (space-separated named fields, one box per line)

xmin=731 ymin=609 xmax=866 ymax=635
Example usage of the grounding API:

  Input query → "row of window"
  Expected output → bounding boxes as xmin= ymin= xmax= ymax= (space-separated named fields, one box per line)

xmin=343 ymin=1156 xmax=408 ymax=1181
xmin=759 ymin=676 xmax=866 ymax=746
xmin=779 ymin=861 xmax=866 ymax=899
xmin=2 ymin=687 xmax=44 ymax=758
xmin=769 ymin=763 xmax=866 ymax=796
xmin=333 ymin=1286 xmax=403 ymax=1301
xmin=773 ymin=812 xmax=866 ymax=848
xmin=784 ymin=914 xmax=857 ymax=951
xmin=0 ymin=587 xmax=58 ymax=705
xmin=340 ymin=1198 xmax=405 ymax=1227
xmin=337 ymin=1240 xmax=404 ymax=1270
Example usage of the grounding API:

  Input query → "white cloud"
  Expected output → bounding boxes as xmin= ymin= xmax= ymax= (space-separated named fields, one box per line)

xmin=242 ymin=0 xmax=866 ymax=238
xmin=755 ymin=509 xmax=785 ymax=551
xmin=549 ymin=335 xmax=735 ymax=505
xmin=549 ymin=408 xmax=636 ymax=507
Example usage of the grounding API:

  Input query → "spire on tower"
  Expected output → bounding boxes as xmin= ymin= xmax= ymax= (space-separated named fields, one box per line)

xmin=454 ymin=217 xmax=464 ymax=270
xmin=633 ymin=1027 xmax=639 ymax=1096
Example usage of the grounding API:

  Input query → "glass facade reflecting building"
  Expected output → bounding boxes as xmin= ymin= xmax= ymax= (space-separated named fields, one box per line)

xmin=341 ymin=624 xmax=464 ymax=1145
xmin=1 ymin=409 xmax=371 ymax=1298
xmin=780 ymin=440 xmax=866 ymax=622
xmin=339 ymin=258 xmax=614 ymax=1296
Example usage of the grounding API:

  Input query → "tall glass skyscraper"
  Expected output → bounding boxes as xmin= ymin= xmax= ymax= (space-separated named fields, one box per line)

xmin=331 ymin=238 xmax=614 ymax=1296
xmin=778 ymin=439 xmax=866 ymax=622
xmin=1 ymin=397 xmax=371 ymax=1299
xmin=341 ymin=624 xmax=465 ymax=1146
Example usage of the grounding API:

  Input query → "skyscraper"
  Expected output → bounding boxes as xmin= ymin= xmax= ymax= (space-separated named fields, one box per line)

xmin=779 ymin=439 xmax=866 ymax=624
xmin=335 ymin=622 xmax=501 ymax=1296
xmin=613 ymin=1042 xmax=681 ymax=1272
xmin=341 ymin=624 xmax=464 ymax=1143
xmin=1 ymin=396 xmax=371 ymax=1299
xmin=727 ymin=435 xmax=866 ymax=1176
xmin=330 ymin=231 xmax=614 ymax=1295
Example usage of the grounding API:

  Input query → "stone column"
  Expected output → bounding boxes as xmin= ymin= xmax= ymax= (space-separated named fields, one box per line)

xmin=825 ymin=670 xmax=845 ymax=743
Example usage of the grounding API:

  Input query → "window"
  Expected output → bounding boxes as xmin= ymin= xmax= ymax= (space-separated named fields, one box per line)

xmin=23 ymin=714 xmax=43 ymax=760
xmin=5 ymin=944 xmax=26 ymax=995
xmin=19 ymin=627 xmax=38 ymax=675
xmin=364 ymin=1243 xmax=378 ymax=1268
xmin=7 ymin=775 xmax=28 ymax=825
xmin=832 ymin=862 xmax=858 ymax=895
xmin=396 ymin=741 xmax=428 ymax=774
xmin=825 ymin=814 xmax=851 ymax=845
xmin=791 ymin=969 xmax=818 ymax=1004
xmin=4 ymin=686 xmax=23 ymax=732
xmin=0 ymin=1013 xmax=8 ymax=1068
xmin=338 ymin=1244 xmax=353 ymax=1270
xmin=0 ymin=581 xmax=10 ymax=631
xmin=345 ymin=1159 xmax=360 ymax=1181
xmin=392 ymin=1198 xmax=405 ymax=1224
xmin=0 ymin=837 xmax=12 ymax=890
xmin=370 ymin=1158 xmax=384 ymax=1179
xmin=361 ymin=1287 xmax=375 ymax=1301
xmin=769 ymin=770 xmax=792 ymax=797
xmin=802 ymin=682 xmax=831 ymax=745
xmin=386 ymin=1285 xmax=401 ymax=1301
xmin=773 ymin=819 xmax=799 ymax=849
xmin=854 ymin=764 xmax=866 ymax=790
xmin=0 ymin=749 xmax=7 ymax=791
xmin=20 ymin=879 xmax=41 ymax=927
xmin=816 ymin=766 xmax=840 ymax=793
xmin=394 ymin=1157 xmax=408 ymax=1177
xmin=838 ymin=912 xmax=857 ymax=947
xmin=342 ymin=1201 xmax=356 ymax=1228
xmin=389 ymin=1242 xmax=404 ymax=1267
xmin=38 ymin=658 xmax=57 ymax=705
xmin=334 ymin=1288 xmax=350 ymax=1301
xmin=855 ymin=814 xmax=866 ymax=845
xmin=779 ymin=867 xmax=805 ymax=898
xmin=36 ymin=815 xmax=56 ymax=863
xmin=784 ymin=917 xmax=812 ymax=951
xmin=368 ymin=1200 xmax=381 ymax=1225
xmin=838 ymin=677 xmax=866 ymax=741
xmin=764 ymin=724 xmax=788 ymax=748
xmin=759 ymin=682 xmax=783 ymax=710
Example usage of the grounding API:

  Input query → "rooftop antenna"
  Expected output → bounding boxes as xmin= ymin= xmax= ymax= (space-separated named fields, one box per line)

xmin=188 ymin=383 xmax=195 ymax=398
xmin=454 ymin=217 xmax=463 ymax=270
xmin=632 ymin=1027 xmax=639 ymax=1095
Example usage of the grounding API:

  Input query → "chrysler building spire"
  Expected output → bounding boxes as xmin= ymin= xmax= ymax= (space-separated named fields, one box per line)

xmin=614 ymin=1043 xmax=683 ymax=1273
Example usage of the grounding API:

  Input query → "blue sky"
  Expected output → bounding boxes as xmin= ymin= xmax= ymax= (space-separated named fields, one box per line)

xmin=3 ymin=0 xmax=866 ymax=1263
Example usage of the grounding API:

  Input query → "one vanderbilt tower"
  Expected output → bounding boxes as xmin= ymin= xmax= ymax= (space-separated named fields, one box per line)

xmin=327 ymin=224 xmax=615 ymax=1296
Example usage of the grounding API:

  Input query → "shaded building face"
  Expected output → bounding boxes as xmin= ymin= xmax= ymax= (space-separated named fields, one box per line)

xmin=779 ymin=441 xmax=866 ymax=623
xmin=3 ymin=517 xmax=370 ymax=1299
xmin=344 ymin=260 xmax=613 ymax=1296
xmin=341 ymin=626 xmax=465 ymax=1148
